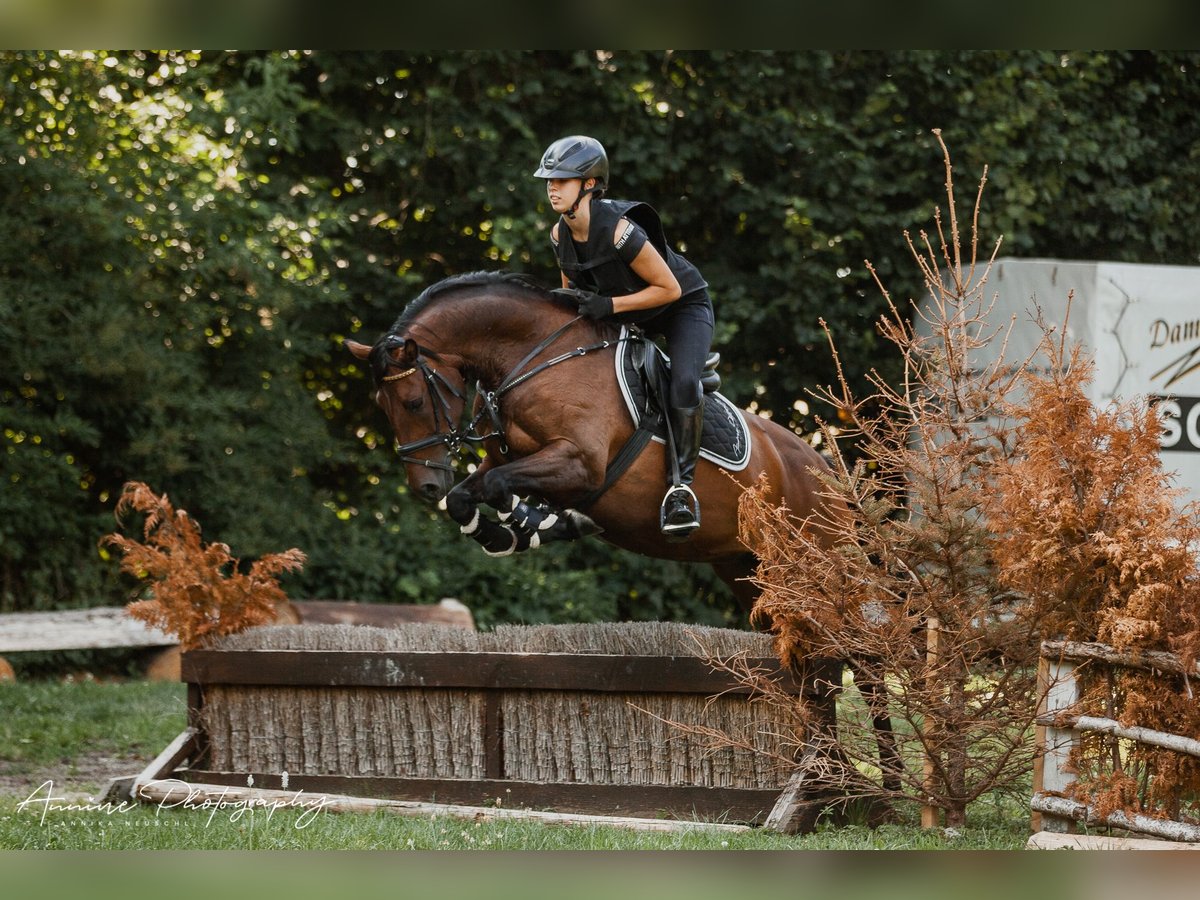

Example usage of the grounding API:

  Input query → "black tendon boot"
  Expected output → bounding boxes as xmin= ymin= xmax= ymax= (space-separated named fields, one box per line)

xmin=661 ymin=400 xmax=704 ymax=541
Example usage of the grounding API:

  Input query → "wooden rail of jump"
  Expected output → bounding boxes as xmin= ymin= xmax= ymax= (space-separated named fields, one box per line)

xmin=0 ymin=599 xmax=474 ymax=677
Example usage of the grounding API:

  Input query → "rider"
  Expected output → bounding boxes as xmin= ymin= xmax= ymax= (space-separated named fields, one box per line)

xmin=534 ymin=135 xmax=714 ymax=540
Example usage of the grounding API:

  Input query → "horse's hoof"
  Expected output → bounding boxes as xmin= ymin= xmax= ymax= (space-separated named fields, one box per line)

xmin=563 ymin=508 xmax=603 ymax=537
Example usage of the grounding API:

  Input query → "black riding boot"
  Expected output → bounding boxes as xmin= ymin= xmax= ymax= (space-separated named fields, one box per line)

xmin=661 ymin=400 xmax=704 ymax=541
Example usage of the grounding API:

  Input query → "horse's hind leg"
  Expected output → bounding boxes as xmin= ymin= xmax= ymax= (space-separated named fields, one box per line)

xmin=711 ymin=553 xmax=762 ymax=618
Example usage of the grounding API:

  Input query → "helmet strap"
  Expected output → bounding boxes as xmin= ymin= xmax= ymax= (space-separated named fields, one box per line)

xmin=564 ymin=180 xmax=601 ymax=220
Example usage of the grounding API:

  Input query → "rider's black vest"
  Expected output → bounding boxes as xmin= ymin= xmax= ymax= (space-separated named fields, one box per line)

xmin=553 ymin=199 xmax=707 ymax=303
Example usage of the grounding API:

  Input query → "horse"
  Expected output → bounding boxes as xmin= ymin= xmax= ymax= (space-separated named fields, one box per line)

xmin=344 ymin=270 xmax=845 ymax=613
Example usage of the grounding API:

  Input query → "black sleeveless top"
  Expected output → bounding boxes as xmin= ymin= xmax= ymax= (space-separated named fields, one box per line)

xmin=552 ymin=200 xmax=708 ymax=315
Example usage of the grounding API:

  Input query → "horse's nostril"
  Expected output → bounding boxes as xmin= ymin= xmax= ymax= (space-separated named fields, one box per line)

xmin=421 ymin=482 xmax=442 ymax=501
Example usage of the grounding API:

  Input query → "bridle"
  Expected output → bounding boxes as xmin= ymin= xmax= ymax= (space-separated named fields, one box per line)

xmin=377 ymin=352 xmax=485 ymax=474
xmin=375 ymin=315 xmax=631 ymax=473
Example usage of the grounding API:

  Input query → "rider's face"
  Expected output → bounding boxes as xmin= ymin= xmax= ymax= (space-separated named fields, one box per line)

xmin=546 ymin=177 xmax=591 ymax=214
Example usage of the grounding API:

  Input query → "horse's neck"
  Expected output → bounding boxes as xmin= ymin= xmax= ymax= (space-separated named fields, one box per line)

xmin=423 ymin=294 xmax=578 ymax=387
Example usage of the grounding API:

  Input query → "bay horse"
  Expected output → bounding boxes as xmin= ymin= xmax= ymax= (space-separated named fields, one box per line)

xmin=344 ymin=270 xmax=844 ymax=613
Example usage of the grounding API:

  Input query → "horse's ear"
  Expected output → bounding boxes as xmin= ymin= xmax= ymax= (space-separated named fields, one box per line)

xmin=344 ymin=339 xmax=372 ymax=361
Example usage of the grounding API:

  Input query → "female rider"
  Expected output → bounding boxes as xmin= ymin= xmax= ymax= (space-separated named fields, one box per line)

xmin=534 ymin=135 xmax=713 ymax=540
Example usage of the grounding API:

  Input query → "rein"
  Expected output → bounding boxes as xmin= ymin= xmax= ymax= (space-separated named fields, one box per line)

xmin=380 ymin=315 xmax=629 ymax=468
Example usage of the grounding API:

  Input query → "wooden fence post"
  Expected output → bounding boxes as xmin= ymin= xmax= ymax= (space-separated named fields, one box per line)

xmin=1031 ymin=655 xmax=1078 ymax=833
xmin=921 ymin=616 xmax=940 ymax=829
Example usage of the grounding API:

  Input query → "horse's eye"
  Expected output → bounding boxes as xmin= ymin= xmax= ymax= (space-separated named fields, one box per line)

xmin=405 ymin=396 xmax=424 ymax=412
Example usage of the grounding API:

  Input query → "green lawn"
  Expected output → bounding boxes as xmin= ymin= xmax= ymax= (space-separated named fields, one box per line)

xmin=0 ymin=679 xmax=1031 ymax=850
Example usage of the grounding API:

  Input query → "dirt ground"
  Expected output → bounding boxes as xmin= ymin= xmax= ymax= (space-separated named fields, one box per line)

xmin=0 ymin=750 xmax=148 ymax=801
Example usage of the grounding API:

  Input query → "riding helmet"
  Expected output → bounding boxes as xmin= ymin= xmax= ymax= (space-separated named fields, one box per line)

xmin=534 ymin=135 xmax=609 ymax=189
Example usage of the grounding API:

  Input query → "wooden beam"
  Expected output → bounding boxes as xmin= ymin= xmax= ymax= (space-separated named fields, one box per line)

xmin=0 ymin=607 xmax=174 ymax=652
xmin=1032 ymin=793 xmax=1200 ymax=843
xmin=181 ymin=649 xmax=833 ymax=696
xmin=132 ymin=727 xmax=200 ymax=795
xmin=921 ymin=616 xmax=941 ymax=829
xmin=762 ymin=749 xmax=825 ymax=834
xmin=133 ymin=779 xmax=753 ymax=833
xmin=1026 ymin=831 xmax=1200 ymax=851
xmin=180 ymin=770 xmax=784 ymax=824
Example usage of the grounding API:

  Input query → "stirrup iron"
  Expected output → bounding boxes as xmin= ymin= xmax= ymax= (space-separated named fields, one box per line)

xmin=660 ymin=483 xmax=700 ymax=538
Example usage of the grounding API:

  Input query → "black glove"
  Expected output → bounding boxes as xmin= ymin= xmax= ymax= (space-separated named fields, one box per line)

xmin=553 ymin=287 xmax=613 ymax=320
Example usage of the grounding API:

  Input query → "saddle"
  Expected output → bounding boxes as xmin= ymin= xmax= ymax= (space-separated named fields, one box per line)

xmin=619 ymin=327 xmax=751 ymax=469
xmin=575 ymin=328 xmax=751 ymax=509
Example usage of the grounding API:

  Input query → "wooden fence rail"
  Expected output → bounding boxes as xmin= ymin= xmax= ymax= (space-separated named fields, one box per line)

xmin=1031 ymin=639 xmax=1200 ymax=845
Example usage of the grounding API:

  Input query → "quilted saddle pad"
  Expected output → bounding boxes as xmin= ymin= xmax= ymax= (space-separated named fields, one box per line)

xmin=613 ymin=326 xmax=751 ymax=471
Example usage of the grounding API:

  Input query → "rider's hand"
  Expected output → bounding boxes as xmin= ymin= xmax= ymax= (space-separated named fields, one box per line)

xmin=553 ymin=287 xmax=613 ymax=320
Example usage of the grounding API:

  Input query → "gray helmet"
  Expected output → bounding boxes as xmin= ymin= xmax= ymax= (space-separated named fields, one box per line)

xmin=534 ymin=135 xmax=609 ymax=189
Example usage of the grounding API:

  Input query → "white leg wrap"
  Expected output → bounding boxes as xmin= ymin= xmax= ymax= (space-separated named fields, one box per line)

xmin=496 ymin=494 xmax=522 ymax=523
xmin=459 ymin=508 xmax=481 ymax=535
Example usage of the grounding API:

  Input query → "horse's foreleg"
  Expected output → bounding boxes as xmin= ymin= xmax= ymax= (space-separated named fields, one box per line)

xmin=444 ymin=465 xmax=524 ymax=557
xmin=444 ymin=444 xmax=600 ymax=555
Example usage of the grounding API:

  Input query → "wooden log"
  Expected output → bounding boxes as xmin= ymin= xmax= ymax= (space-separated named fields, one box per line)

xmin=144 ymin=647 xmax=181 ymax=682
xmin=1041 ymin=640 xmax=1199 ymax=679
xmin=762 ymin=749 xmax=824 ymax=834
xmin=133 ymin=779 xmax=752 ymax=833
xmin=291 ymin=599 xmax=474 ymax=630
xmin=1036 ymin=713 xmax=1200 ymax=760
xmin=0 ymin=607 xmax=174 ymax=652
xmin=181 ymin=649 xmax=828 ymax=696
xmin=1026 ymin=831 xmax=1200 ymax=851
xmin=182 ymin=769 xmax=782 ymax=823
xmin=1031 ymin=793 xmax=1200 ymax=843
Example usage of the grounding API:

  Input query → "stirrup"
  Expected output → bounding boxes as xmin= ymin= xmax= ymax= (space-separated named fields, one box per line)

xmin=660 ymin=484 xmax=700 ymax=538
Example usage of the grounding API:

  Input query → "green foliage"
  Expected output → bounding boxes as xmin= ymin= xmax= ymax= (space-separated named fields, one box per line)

xmin=4 ymin=51 xmax=1200 ymax=626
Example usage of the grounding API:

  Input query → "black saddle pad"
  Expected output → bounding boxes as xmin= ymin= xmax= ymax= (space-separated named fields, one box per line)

xmin=614 ymin=327 xmax=751 ymax=470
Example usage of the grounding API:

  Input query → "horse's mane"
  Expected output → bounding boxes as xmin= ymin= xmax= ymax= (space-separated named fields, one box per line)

xmin=389 ymin=271 xmax=559 ymax=333
xmin=371 ymin=271 xmax=616 ymax=385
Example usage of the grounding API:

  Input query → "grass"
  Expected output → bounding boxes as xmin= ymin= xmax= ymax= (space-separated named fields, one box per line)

xmin=0 ymin=678 xmax=1032 ymax=850
xmin=0 ymin=678 xmax=187 ymax=772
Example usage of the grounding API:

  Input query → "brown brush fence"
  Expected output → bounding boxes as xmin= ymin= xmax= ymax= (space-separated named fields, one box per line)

xmin=176 ymin=622 xmax=840 ymax=824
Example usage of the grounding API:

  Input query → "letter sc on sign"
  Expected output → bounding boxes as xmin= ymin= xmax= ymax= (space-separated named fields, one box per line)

xmin=1156 ymin=396 xmax=1200 ymax=452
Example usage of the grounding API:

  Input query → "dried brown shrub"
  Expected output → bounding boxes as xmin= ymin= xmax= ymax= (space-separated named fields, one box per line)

xmin=739 ymin=133 xmax=1045 ymax=827
xmin=101 ymin=481 xmax=306 ymax=649
xmin=986 ymin=336 xmax=1200 ymax=821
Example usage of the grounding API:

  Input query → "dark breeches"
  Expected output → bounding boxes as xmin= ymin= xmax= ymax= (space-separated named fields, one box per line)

xmin=652 ymin=298 xmax=714 ymax=409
